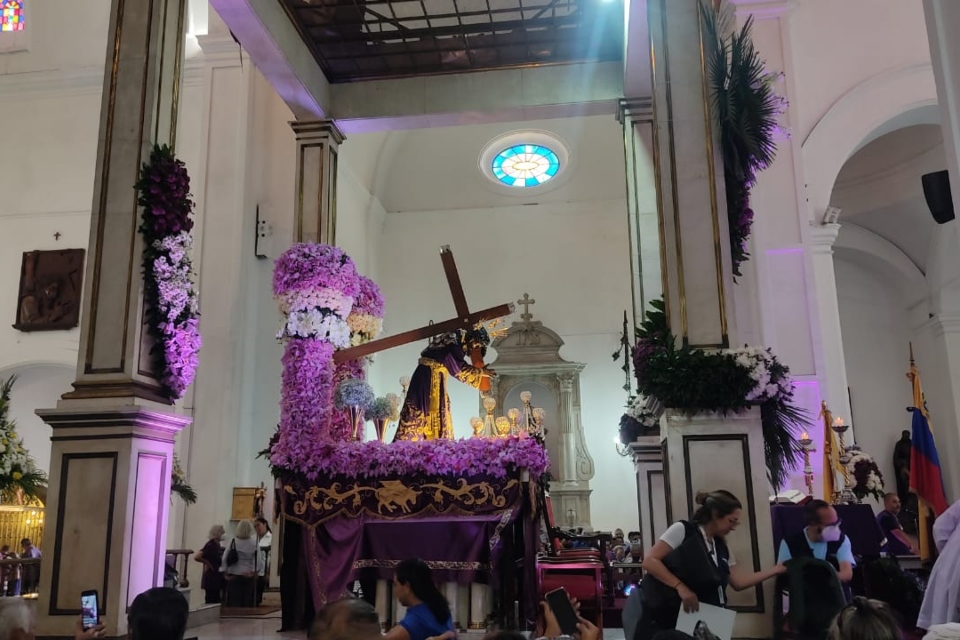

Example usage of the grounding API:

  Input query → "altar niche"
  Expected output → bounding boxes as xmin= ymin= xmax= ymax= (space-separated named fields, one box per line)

xmin=487 ymin=302 xmax=595 ymax=529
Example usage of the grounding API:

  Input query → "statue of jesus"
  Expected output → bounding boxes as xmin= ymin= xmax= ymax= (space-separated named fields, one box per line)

xmin=393 ymin=328 xmax=495 ymax=441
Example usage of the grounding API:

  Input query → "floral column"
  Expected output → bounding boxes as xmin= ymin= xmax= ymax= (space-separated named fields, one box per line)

xmin=271 ymin=244 xmax=360 ymax=467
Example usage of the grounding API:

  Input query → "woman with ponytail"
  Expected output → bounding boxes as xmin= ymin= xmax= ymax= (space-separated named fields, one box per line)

xmin=633 ymin=490 xmax=786 ymax=640
xmin=384 ymin=558 xmax=454 ymax=640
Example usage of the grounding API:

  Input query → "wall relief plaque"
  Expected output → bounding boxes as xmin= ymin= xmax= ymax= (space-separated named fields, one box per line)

xmin=13 ymin=249 xmax=85 ymax=332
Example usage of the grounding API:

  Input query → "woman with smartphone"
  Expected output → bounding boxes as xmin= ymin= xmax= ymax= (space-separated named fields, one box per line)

xmin=633 ymin=490 xmax=786 ymax=640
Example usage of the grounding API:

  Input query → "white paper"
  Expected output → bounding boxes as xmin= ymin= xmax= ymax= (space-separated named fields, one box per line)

xmin=676 ymin=603 xmax=736 ymax=640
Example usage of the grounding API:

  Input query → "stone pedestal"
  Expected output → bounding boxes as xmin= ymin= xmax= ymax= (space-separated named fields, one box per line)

xmin=35 ymin=407 xmax=190 ymax=637
xmin=662 ymin=409 xmax=775 ymax=638
xmin=292 ymin=120 xmax=344 ymax=244
xmin=630 ymin=434 xmax=667 ymax=552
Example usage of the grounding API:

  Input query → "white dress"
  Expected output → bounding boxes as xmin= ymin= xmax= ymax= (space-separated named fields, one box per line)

xmin=919 ymin=500 xmax=960 ymax=629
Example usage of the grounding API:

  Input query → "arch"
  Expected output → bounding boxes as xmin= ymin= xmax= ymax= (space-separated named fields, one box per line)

xmin=802 ymin=64 xmax=939 ymax=219
xmin=834 ymin=222 xmax=929 ymax=309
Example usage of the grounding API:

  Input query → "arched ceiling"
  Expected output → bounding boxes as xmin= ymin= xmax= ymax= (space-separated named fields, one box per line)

xmin=831 ymin=123 xmax=945 ymax=272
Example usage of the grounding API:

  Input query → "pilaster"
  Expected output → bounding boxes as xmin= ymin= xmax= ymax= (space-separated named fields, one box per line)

xmin=64 ymin=0 xmax=187 ymax=404
xmin=617 ymin=99 xmax=662 ymax=329
xmin=630 ymin=435 xmax=667 ymax=552
xmin=292 ymin=120 xmax=345 ymax=244
xmin=808 ymin=223 xmax=854 ymax=440
xmin=648 ymin=0 xmax=737 ymax=348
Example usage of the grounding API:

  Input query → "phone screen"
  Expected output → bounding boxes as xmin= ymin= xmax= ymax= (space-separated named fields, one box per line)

xmin=544 ymin=587 xmax=579 ymax=636
xmin=81 ymin=591 xmax=98 ymax=630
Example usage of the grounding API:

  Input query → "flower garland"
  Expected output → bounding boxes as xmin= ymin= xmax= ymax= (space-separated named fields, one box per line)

xmin=700 ymin=0 xmax=788 ymax=279
xmin=134 ymin=145 xmax=202 ymax=400
xmin=620 ymin=298 xmax=808 ymax=489
xmin=847 ymin=449 xmax=885 ymax=502
xmin=272 ymin=244 xmax=364 ymax=465
xmin=274 ymin=434 xmax=548 ymax=481
xmin=0 ymin=377 xmax=46 ymax=504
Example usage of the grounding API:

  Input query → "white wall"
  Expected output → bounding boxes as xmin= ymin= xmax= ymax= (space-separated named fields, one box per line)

xmin=835 ymin=256 xmax=914 ymax=501
xmin=375 ymin=197 xmax=637 ymax=532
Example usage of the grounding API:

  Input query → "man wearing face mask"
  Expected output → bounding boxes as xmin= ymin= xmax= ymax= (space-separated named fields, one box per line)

xmin=776 ymin=500 xmax=855 ymax=583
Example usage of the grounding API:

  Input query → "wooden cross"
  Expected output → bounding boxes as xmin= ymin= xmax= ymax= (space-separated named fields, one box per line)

xmin=333 ymin=246 xmax=514 ymax=363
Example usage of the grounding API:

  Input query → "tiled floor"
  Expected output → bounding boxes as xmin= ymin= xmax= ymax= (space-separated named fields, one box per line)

xmin=190 ymin=615 xmax=628 ymax=640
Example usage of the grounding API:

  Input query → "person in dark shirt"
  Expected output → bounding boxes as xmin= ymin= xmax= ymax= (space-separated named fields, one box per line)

xmin=877 ymin=493 xmax=918 ymax=555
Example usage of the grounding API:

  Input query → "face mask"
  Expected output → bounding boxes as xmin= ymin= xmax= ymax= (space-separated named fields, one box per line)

xmin=821 ymin=525 xmax=842 ymax=542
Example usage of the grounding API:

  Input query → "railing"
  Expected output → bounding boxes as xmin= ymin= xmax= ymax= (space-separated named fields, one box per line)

xmin=165 ymin=549 xmax=195 ymax=589
xmin=0 ymin=557 xmax=41 ymax=596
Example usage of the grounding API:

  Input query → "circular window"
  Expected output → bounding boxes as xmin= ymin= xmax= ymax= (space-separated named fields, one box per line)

xmin=492 ymin=144 xmax=561 ymax=188
xmin=479 ymin=131 xmax=570 ymax=194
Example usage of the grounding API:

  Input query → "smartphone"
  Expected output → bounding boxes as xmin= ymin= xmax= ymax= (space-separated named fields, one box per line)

xmin=80 ymin=590 xmax=99 ymax=631
xmin=544 ymin=587 xmax=579 ymax=636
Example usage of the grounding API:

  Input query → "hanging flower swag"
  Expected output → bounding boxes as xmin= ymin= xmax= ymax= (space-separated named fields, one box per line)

xmin=700 ymin=0 xmax=788 ymax=279
xmin=620 ymin=298 xmax=809 ymax=490
xmin=134 ymin=145 xmax=202 ymax=401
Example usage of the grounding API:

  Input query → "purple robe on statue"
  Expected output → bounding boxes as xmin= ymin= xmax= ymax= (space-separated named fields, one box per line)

xmin=919 ymin=499 xmax=960 ymax=629
xmin=393 ymin=333 xmax=484 ymax=442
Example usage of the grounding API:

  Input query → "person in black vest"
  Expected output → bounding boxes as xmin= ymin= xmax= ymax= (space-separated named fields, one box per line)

xmin=776 ymin=500 xmax=855 ymax=583
xmin=632 ymin=490 xmax=786 ymax=640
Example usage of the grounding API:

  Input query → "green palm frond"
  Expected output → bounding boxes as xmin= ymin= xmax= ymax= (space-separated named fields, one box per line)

xmin=171 ymin=482 xmax=197 ymax=505
xmin=761 ymin=399 xmax=806 ymax=491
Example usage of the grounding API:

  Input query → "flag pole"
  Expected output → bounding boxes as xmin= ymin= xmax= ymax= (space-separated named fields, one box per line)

xmin=819 ymin=400 xmax=836 ymax=502
xmin=907 ymin=343 xmax=932 ymax=562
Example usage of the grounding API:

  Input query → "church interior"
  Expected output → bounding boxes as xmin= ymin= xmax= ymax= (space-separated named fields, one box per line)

xmin=2 ymin=0 xmax=960 ymax=638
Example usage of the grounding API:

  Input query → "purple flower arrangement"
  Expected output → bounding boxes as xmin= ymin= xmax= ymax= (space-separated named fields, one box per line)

xmin=278 ymin=435 xmax=549 ymax=481
xmin=134 ymin=145 xmax=202 ymax=401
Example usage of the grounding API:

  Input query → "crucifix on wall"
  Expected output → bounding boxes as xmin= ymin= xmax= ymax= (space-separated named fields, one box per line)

xmin=334 ymin=246 xmax=515 ymax=363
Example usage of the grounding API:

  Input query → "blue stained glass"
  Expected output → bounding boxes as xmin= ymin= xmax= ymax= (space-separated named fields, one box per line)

xmin=491 ymin=143 xmax=561 ymax=188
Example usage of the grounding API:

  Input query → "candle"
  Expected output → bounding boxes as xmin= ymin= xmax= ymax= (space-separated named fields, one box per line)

xmin=801 ymin=432 xmax=809 ymax=440
xmin=833 ymin=417 xmax=845 ymax=427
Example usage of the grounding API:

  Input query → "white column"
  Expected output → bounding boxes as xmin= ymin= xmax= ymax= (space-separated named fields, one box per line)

xmin=808 ymin=224 xmax=855 ymax=439
xmin=375 ymin=580 xmax=390 ymax=631
xmin=444 ymin=582 xmax=460 ymax=630
xmin=469 ymin=583 xmax=489 ymax=630
xmin=179 ymin=28 xmax=259 ymax=609
xmin=913 ymin=314 xmax=960 ymax=500
xmin=924 ymin=0 xmax=960 ymax=503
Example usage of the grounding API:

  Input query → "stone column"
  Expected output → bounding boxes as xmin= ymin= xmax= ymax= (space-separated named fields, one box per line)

xmin=630 ymin=435 xmax=667 ymax=552
xmin=34 ymin=0 xmax=191 ymax=636
xmin=618 ymin=99 xmax=662 ymax=327
xmin=292 ymin=120 xmax=344 ymax=244
xmin=808 ymin=224 xmax=855 ymax=439
xmin=648 ymin=0 xmax=737 ymax=348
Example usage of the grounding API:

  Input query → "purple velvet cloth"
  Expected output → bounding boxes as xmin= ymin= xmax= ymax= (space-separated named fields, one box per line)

xmin=303 ymin=512 xmax=519 ymax=609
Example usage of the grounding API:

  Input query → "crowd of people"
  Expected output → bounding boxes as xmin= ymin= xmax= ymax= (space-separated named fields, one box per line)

xmin=193 ymin=517 xmax=273 ymax=608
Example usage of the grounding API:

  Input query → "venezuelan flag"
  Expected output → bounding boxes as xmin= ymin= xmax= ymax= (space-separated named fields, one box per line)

xmin=906 ymin=348 xmax=949 ymax=562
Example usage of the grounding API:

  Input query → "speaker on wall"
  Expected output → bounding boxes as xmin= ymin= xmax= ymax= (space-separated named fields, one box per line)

xmin=922 ymin=170 xmax=956 ymax=224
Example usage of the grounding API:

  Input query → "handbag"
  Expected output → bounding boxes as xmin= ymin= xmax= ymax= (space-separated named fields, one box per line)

xmin=225 ymin=539 xmax=239 ymax=567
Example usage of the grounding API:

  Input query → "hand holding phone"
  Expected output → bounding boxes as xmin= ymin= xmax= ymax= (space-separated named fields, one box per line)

xmin=80 ymin=590 xmax=99 ymax=631
xmin=544 ymin=587 xmax=580 ymax=637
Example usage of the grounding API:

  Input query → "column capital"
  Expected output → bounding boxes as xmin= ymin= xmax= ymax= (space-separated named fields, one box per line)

xmin=733 ymin=0 xmax=797 ymax=20
xmin=291 ymin=119 xmax=346 ymax=145
xmin=921 ymin=312 xmax=960 ymax=337
xmin=809 ymin=222 xmax=841 ymax=254
xmin=617 ymin=98 xmax=653 ymax=125
xmin=197 ymin=33 xmax=247 ymax=67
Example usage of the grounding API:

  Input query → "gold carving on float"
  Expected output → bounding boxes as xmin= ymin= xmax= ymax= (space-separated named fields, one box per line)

xmin=284 ymin=477 xmax=520 ymax=524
